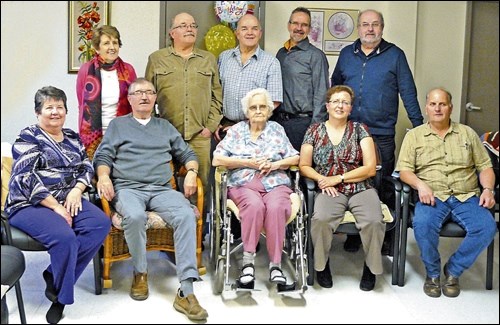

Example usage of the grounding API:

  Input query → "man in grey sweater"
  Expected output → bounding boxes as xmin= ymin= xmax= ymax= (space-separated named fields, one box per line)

xmin=93 ymin=78 xmax=208 ymax=322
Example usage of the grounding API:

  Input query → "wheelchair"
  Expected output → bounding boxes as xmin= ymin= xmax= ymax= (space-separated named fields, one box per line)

xmin=209 ymin=166 xmax=309 ymax=294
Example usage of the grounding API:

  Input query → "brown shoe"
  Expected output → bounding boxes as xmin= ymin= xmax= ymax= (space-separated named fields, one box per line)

xmin=130 ymin=272 xmax=149 ymax=301
xmin=443 ymin=264 xmax=460 ymax=297
xmin=173 ymin=290 xmax=208 ymax=321
xmin=423 ymin=276 xmax=441 ymax=298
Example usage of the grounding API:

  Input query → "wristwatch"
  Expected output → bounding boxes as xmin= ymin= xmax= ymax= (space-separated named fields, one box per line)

xmin=340 ymin=174 xmax=344 ymax=184
xmin=483 ymin=187 xmax=496 ymax=196
xmin=187 ymin=168 xmax=198 ymax=175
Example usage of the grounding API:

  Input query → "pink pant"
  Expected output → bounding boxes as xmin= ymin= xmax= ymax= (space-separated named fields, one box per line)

xmin=228 ymin=175 xmax=292 ymax=263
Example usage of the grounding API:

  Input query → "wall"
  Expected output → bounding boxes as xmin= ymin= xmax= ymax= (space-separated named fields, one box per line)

xmin=1 ymin=1 xmax=466 ymax=150
xmin=0 ymin=1 xmax=159 ymax=143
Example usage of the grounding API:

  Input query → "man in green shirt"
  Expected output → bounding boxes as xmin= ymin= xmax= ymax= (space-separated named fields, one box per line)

xmin=145 ymin=12 xmax=223 ymax=217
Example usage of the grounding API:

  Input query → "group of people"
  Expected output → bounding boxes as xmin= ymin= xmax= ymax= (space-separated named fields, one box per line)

xmin=3 ymin=6 xmax=496 ymax=325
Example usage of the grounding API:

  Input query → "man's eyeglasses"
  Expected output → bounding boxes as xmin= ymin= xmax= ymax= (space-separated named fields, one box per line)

xmin=172 ymin=23 xmax=198 ymax=31
xmin=130 ymin=90 xmax=156 ymax=97
xmin=328 ymin=100 xmax=351 ymax=106
xmin=289 ymin=21 xmax=310 ymax=28
xmin=359 ymin=22 xmax=381 ymax=29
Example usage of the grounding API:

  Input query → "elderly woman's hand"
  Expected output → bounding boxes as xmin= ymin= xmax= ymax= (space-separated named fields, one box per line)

xmin=258 ymin=158 xmax=277 ymax=176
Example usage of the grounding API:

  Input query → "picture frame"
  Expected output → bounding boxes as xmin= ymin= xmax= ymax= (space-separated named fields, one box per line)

xmin=68 ymin=1 xmax=110 ymax=73
xmin=308 ymin=8 xmax=359 ymax=55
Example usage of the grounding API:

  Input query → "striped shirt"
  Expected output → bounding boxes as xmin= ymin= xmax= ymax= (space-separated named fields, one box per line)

xmin=218 ymin=46 xmax=282 ymax=122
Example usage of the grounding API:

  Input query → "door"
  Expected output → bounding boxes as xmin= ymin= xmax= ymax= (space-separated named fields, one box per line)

xmin=461 ymin=1 xmax=499 ymax=136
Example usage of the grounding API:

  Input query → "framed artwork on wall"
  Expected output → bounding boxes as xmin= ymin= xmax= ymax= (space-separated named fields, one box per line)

xmin=68 ymin=1 xmax=110 ymax=73
xmin=308 ymin=8 xmax=359 ymax=55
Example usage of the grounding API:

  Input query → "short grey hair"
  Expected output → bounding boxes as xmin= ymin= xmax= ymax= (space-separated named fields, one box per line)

xmin=357 ymin=9 xmax=385 ymax=27
xmin=240 ymin=88 xmax=274 ymax=117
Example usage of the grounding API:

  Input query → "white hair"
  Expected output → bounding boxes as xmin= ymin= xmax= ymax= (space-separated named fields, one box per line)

xmin=240 ymin=88 xmax=274 ymax=117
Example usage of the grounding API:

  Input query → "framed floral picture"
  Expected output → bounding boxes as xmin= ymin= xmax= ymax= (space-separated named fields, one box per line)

xmin=308 ymin=8 xmax=359 ymax=55
xmin=68 ymin=1 xmax=110 ymax=73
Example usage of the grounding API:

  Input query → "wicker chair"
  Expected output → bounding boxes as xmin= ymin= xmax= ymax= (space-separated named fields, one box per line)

xmin=99 ymin=164 xmax=206 ymax=289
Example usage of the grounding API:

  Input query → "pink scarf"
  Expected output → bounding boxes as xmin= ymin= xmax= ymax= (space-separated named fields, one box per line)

xmin=78 ymin=54 xmax=136 ymax=159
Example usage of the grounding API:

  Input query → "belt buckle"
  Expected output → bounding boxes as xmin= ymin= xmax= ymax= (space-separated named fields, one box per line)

xmin=280 ymin=112 xmax=290 ymax=121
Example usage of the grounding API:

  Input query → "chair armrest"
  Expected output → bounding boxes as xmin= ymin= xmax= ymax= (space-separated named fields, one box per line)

xmin=382 ymin=175 xmax=402 ymax=192
xmin=402 ymin=182 xmax=412 ymax=195
xmin=1 ymin=210 xmax=13 ymax=245
xmin=302 ymin=176 xmax=317 ymax=192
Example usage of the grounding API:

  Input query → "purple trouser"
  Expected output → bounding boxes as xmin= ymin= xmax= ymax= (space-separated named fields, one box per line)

xmin=228 ymin=175 xmax=292 ymax=263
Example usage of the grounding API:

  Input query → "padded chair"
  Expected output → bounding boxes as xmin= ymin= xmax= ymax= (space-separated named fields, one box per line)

xmin=302 ymin=143 xmax=402 ymax=286
xmin=397 ymin=182 xmax=497 ymax=289
xmin=1 ymin=146 xmax=102 ymax=325
xmin=1 ymin=245 xmax=25 ymax=325
xmin=99 ymin=163 xmax=206 ymax=289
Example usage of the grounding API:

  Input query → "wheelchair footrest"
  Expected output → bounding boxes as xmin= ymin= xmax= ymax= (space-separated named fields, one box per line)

xmin=235 ymin=279 xmax=255 ymax=290
xmin=277 ymin=282 xmax=297 ymax=292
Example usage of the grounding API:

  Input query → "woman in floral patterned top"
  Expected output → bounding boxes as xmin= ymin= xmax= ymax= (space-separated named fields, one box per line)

xmin=213 ymin=88 xmax=299 ymax=288
xmin=299 ymin=85 xmax=384 ymax=291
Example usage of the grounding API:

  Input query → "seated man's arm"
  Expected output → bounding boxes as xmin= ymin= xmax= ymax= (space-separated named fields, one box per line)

xmin=478 ymin=167 xmax=496 ymax=208
xmin=183 ymin=160 xmax=199 ymax=198
xmin=96 ymin=165 xmax=115 ymax=201
xmin=400 ymin=170 xmax=435 ymax=207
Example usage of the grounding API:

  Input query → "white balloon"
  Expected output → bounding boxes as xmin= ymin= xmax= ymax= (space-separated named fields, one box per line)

xmin=214 ymin=1 xmax=248 ymax=23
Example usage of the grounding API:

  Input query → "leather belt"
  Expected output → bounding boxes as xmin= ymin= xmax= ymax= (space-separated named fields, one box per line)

xmin=278 ymin=112 xmax=312 ymax=121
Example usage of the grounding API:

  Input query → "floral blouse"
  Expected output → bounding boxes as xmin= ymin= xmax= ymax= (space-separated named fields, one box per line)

xmin=302 ymin=120 xmax=373 ymax=195
xmin=213 ymin=120 xmax=299 ymax=192
xmin=5 ymin=125 xmax=93 ymax=216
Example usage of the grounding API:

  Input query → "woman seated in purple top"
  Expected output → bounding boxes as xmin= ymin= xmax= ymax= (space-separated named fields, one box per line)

xmin=212 ymin=88 xmax=299 ymax=287
xmin=5 ymin=86 xmax=110 ymax=324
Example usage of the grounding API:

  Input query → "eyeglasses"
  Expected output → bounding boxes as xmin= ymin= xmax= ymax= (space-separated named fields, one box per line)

xmin=359 ymin=22 xmax=381 ymax=29
xmin=130 ymin=90 xmax=156 ymax=96
xmin=172 ymin=23 xmax=198 ymax=31
xmin=328 ymin=100 xmax=351 ymax=106
xmin=289 ymin=21 xmax=310 ymax=28
xmin=248 ymin=105 xmax=269 ymax=112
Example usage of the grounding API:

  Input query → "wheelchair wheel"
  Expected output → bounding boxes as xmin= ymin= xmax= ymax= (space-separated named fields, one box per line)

xmin=212 ymin=257 xmax=225 ymax=294
xmin=209 ymin=186 xmax=221 ymax=271
xmin=306 ymin=219 xmax=315 ymax=286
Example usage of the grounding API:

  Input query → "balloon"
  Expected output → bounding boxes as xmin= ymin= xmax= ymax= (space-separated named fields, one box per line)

xmin=204 ymin=24 xmax=236 ymax=58
xmin=214 ymin=1 xmax=248 ymax=23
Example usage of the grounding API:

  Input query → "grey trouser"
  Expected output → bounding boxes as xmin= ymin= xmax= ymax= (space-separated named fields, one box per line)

xmin=312 ymin=188 xmax=385 ymax=274
xmin=114 ymin=186 xmax=199 ymax=281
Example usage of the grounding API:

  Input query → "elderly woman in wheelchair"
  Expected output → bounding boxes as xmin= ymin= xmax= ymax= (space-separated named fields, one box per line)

xmin=212 ymin=88 xmax=300 ymax=291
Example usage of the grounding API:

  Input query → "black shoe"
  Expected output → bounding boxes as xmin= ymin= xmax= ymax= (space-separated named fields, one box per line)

xmin=343 ymin=235 xmax=362 ymax=253
xmin=43 ymin=270 xmax=58 ymax=302
xmin=46 ymin=301 xmax=65 ymax=324
xmin=359 ymin=262 xmax=376 ymax=291
xmin=316 ymin=260 xmax=333 ymax=288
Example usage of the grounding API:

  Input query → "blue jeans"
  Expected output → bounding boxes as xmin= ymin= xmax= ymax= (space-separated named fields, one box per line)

xmin=414 ymin=196 xmax=496 ymax=278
